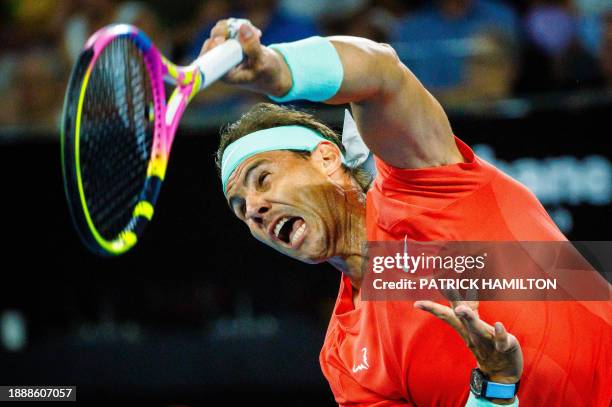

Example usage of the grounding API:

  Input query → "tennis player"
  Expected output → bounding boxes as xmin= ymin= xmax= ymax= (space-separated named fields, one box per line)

xmin=202 ymin=20 xmax=611 ymax=406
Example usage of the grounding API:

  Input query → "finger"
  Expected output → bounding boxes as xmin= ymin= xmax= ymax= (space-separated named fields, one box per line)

xmin=199 ymin=36 xmax=226 ymax=57
xmin=454 ymin=304 xmax=494 ymax=338
xmin=415 ymin=301 xmax=455 ymax=321
xmin=449 ymin=300 xmax=479 ymax=313
xmin=210 ymin=20 xmax=228 ymax=39
xmin=465 ymin=286 xmax=480 ymax=302
xmin=200 ymin=38 xmax=211 ymax=55
xmin=441 ymin=287 xmax=479 ymax=312
xmin=224 ymin=65 xmax=256 ymax=84
xmin=237 ymin=23 xmax=263 ymax=60
xmin=494 ymin=322 xmax=518 ymax=353
xmin=442 ymin=287 xmax=463 ymax=304
xmin=213 ymin=36 xmax=227 ymax=52
xmin=414 ymin=301 xmax=467 ymax=338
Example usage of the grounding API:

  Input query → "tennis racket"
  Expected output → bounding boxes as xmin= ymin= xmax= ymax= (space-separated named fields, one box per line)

xmin=61 ymin=22 xmax=244 ymax=256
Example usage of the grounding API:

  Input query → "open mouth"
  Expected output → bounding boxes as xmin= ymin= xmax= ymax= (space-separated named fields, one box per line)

xmin=272 ymin=216 xmax=307 ymax=247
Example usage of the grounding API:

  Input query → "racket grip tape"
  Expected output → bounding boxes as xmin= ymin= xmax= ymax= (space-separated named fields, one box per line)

xmin=193 ymin=40 xmax=243 ymax=89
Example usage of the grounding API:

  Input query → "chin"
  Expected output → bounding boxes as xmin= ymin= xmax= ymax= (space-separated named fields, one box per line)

xmin=293 ymin=240 xmax=331 ymax=264
xmin=295 ymin=254 xmax=326 ymax=265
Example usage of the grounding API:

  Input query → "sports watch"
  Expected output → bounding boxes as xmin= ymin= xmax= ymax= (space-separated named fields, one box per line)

xmin=470 ymin=368 xmax=520 ymax=401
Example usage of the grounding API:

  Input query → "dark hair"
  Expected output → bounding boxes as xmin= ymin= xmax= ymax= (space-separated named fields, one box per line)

xmin=216 ymin=103 xmax=372 ymax=192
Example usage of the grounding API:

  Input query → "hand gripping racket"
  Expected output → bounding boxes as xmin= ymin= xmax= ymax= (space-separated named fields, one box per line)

xmin=61 ymin=22 xmax=244 ymax=255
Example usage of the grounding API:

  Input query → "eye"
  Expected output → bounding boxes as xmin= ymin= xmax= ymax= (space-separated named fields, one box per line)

xmin=258 ymin=171 xmax=269 ymax=186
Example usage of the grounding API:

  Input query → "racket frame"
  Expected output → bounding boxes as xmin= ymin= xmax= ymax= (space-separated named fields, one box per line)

xmin=61 ymin=24 xmax=243 ymax=255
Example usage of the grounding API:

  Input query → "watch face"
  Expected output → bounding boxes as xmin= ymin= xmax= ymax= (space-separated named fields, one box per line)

xmin=470 ymin=369 xmax=484 ymax=395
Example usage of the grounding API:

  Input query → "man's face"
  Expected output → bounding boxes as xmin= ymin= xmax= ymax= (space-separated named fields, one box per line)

xmin=225 ymin=148 xmax=342 ymax=263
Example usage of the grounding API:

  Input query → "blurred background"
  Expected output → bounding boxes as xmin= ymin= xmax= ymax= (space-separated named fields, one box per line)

xmin=0 ymin=0 xmax=611 ymax=404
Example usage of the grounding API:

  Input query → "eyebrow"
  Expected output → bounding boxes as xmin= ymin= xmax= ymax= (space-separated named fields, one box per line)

xmin=227 ymin=159 xmax=268 ymax=212
xmin=243 ymin=159 xmax=268 ymax=187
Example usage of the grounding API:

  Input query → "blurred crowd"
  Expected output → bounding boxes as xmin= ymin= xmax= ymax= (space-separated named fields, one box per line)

xmin=1 ymin=0 xmax=611 ymax=127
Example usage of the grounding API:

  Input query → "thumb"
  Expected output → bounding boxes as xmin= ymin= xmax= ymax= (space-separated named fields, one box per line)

xmin=238 ymin=23 xmax=262 ymax=60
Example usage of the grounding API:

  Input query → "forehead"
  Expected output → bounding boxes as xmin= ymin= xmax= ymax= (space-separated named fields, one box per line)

xmin=224 ymin=150 xmax=308 ymax=195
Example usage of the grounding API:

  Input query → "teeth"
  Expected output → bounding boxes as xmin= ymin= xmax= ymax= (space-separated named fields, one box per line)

xmin=291 ymin=223 xmax=306 ymax=244
xmin=274 ymin=217 xmax=290 ymax=238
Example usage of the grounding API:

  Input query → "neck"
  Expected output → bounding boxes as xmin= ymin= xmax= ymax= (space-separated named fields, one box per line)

xmin=327 ymin=187 xmax=367 ymax=291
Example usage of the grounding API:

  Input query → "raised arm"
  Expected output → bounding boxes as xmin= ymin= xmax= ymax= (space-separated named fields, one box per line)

xmin=325 ymin=36 xmax=461 ymax=169
xmin=201 ymin=21 xmax=463 ymax=169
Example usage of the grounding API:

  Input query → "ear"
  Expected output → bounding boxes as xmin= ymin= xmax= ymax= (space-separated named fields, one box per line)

xmin=310 ymin=141 xmax=344 ymax=176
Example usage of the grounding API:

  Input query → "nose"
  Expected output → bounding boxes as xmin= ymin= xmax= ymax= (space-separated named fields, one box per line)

xmin=244 ymin=193 xmax=270 ymax=226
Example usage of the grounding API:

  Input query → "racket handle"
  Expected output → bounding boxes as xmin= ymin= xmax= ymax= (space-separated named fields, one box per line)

xmin=192 ymin=39 xmax=243 ymax=89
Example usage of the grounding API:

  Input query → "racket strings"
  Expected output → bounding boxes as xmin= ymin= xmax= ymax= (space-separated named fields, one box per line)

xmin=80 ymin=37 xmax=155 ymax=240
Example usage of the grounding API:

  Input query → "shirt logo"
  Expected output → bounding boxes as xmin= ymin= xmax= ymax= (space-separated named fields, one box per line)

xmin=352 ymin=347 xmax=369 ymax=373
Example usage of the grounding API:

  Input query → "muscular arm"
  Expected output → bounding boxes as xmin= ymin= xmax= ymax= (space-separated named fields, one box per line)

xmin=325 ymin=36 xmax=462 ymax=169
xmin=203 ymin=22 xmax=463 ymax=169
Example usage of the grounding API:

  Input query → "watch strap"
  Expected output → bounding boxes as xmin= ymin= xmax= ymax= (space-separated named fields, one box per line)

xmin=484 ymin=381 xmax=518 ymax=399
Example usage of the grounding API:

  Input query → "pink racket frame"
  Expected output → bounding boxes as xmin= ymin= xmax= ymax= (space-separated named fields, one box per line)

xmin=69 ymin=24 xmax=242 ymax=254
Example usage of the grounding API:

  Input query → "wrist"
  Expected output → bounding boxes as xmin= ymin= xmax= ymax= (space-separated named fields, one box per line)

xmin=266 ymin=36 xmax=344 ymax=102
xmin=488 ymin=397 xmax=517 ymax=405
xmin=470 ymin=368 xmax=520 ymax=403
xmin=487 ymin=375 xmax=520 ymax=385
xmin=259 ymin=47 xmax=292 ymax=97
